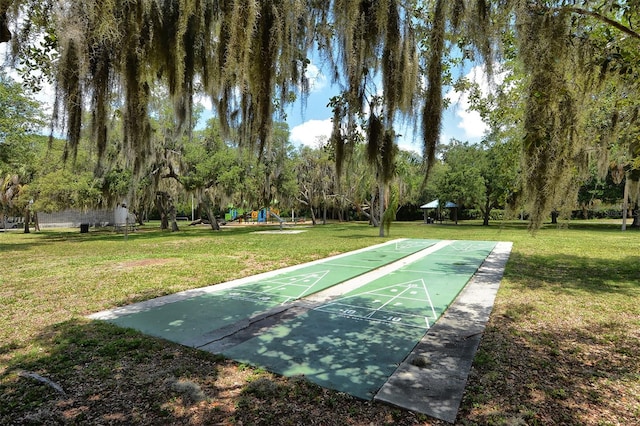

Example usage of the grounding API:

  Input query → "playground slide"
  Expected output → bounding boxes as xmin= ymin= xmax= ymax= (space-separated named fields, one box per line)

xmin=267 ymin=210 xmax=286 ymax=229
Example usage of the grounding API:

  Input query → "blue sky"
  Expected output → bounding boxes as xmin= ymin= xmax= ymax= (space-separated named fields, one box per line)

xmin=284 ymin=61 xmax=492 ymax=153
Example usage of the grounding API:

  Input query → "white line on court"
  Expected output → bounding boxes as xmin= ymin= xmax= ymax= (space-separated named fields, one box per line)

xmin=195 ymin=241 xmax=457 ymax=348
xmin=303 ymin=240 xmax=454 ymax=303
xmin=315 ymin=277 xmax=441 ymax=329
xmin=420 ymin=279 xmax=438 ymax=324
xmin=220 ymin=241 xmax=457 ymax=313
xmin=313 ymin=301 xmax=434 ymax=329
xmin=400 ymin=269 xmax=451 ymax=275
xmin=374 ymin=241 xmax=513 ymax=423
xmin=365 ymin=285 xmax=414 ymax=318
xmin=319 ymin=262 xmax=376 ymax=269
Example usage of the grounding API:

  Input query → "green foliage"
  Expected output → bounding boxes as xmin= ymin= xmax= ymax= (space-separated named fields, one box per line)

xmin=0 ymin=72 xmax=44 ymax=173
xmin=30 ymin=169 xmax=102 ymax=213
xmin=0 ymin=72 xmax=47 ymax=219
xmin=4 ymin=0 xmax=640 ymax=231
xmin=102 ymin=168 xmax=132 ymax=200
xmin=436 ymin=141 xmax=486 ymax=207
xmin=294 ymin=144 xmax=335 ymax=223
xmin=382 ymin=183 xmax=398 ymax=236
xmin=395 ymin=149 xmax=429 ymax=209
xmin=181 ymin=119 xmax=297 ymax=216
xmin=434 ymin=139 xmax=519 ymax=225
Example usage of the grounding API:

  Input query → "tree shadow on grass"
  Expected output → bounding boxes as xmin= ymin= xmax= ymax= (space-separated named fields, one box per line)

xmin=0 ymin=319 xmax=237 ymax=425
xmin=0 ymin=240 xmax=48 ymax=253
xmin=459 ymin=246 xmax=640 ymax=424
xmin=30 ymin=222 xmax=274 ymax=243
xmin=460 ymin=315 xmax=640 ymax=425
xmin=0 ymin=318 xmax=440 ymax=425
xmin=506 ymin=251 xmax=640 ymax=295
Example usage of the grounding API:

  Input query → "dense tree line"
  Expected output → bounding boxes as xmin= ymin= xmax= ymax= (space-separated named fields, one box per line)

xmin=2 ymin=63 xmax=629 ymax=234
xmin=1 ymin=1 xmax=638 ymax=232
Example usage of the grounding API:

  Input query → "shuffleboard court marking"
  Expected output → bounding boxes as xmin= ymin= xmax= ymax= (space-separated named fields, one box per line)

xmin=394 ymin=239 xmax=437 ymax=250
xmin=448 ymin=242 xmax=492 ymax=251
xmin=87 ymin=238 xmax=511 ymax=423
xmin=195 ymin=243 xmax=454 ymax=352
xmin=223 ymin=238 xmax=441 ymax=304
xmin=88 ymin=238 xmax=442 ymax=348
xmin=88 ymin=238 xmax=423 ymax=320
xmin=314 ymin=279 xmax=439 ymax=329
xmin=224 ymin=270 xmax=330 ymax=304
xmin=217 ymin=239 xmax=501 ymax=404
xmin=374 ymin=241 xmax=513 ymax=423
xmin=303 ymin=240 xmax=454 ymax=303
xmin=313 ymin=262 xmax=375 ymax=270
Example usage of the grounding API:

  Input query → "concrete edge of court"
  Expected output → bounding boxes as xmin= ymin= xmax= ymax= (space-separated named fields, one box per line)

xmin=374 ymin=241 xmax=513 ymax=424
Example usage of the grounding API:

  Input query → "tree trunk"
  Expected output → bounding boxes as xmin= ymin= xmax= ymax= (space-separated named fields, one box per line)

xmin=310 ymin=206 xmax=317 ymax=225
xmin=0 ymin=11 xmax=11 ymax=43
xmin=378 ymin=184 xmax=385 ymax=237
xmin=156 ymin=191 xmax=179 ymax=231
xmin=199 ymin=201 xmax=220 ymax=231
xmin=23 ymin=208 xmax=30 ymax=233
xmin=551 ymin=210 xmax=559 ymax=224
xmin=622 ymin=179 xmax=629 ymax=231
xmin=370 ymin=192 xmax=379 ymax=227
xmin=156 ymin=194 xmax=169 ymax=230
xmin=482 ymin=199 xmax=491 ymax=226
xmin=133 ymin=209 xmax=144 ymax=226
xmin=169 ymin=202 xmax=179 ymax=232
xmin=354 ymin=203 xmax=371 ymax=221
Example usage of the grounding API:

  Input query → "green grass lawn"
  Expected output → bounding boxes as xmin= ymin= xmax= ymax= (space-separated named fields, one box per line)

xmin=1 ymin=220 xmax=639 ymax=425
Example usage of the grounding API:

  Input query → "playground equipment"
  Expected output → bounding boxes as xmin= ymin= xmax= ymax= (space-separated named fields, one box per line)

xmin=226 ymin=207 xmax=285 ymax=228
xmin=225 ymin=208 xmax=246 ymax=223
xmin=257 ymin=208 xmax=284 ymax=228
xmin=268 ymin=209 xmax=285 ymax=230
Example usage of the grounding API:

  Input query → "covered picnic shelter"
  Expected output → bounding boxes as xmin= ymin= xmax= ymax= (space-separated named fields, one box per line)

xmin=420 ymin=199 xmax=458 ymax=224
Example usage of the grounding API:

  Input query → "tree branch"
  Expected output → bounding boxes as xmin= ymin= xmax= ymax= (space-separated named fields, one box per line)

xmin=563 ymin=7 xmax=640 ymax=41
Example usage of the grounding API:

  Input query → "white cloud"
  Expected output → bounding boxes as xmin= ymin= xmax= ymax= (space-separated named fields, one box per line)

xmin=452 ymin=104 xmax=488 ymax=139
xmin=444 ymin=65 xmax=507 ymax=141
xmin=439 ymin=130 xmax=452 ymax=145
xmin=305 ymin=62 xmax=328 ymax=93
xmin=397 ymin=138 xmax=421 ymax=154
xmin=290 ymin=118 xmax=333 ymax=148
xmin=195 ymin=92 xmax=214 ymax=111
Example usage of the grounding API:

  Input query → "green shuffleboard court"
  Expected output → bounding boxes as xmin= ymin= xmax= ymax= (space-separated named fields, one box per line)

xmin=218 ymin=240 xmax=497 ymax=399
xmin=98 ymin=239 xmax=438 ymax=347
xmin=89 ymin=238 xmax=510 ymax=421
